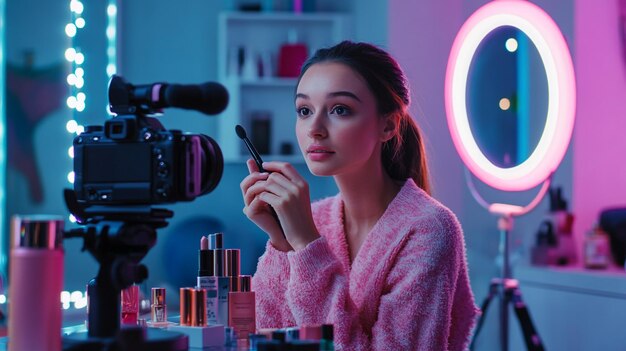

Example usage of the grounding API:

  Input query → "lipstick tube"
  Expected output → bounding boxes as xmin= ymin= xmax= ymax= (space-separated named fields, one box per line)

xmin=191 ymin=288 xmax=208 ymax=327
xmin=214 ymin=248 xmax=230 ymax=326
xmin=198 ymin=236 xmax=219 ymax=324
xmin=8 ymin=215 xmax=64 ymax=351
xmin=209 ymin=232 xmax=223 ymax=250
xmin=225 ymin=249 xmax=241 ymax=292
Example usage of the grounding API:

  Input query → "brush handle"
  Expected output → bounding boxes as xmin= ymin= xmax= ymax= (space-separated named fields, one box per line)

xmin=269 ymin=206 xmax=286 ymax=238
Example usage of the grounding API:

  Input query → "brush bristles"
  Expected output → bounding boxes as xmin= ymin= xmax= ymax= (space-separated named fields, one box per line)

xmin=235 ymin=125 xmax=247 ymax=139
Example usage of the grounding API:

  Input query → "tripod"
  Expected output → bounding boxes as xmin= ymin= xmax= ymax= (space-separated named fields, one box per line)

xmin=62 ymin=189 xmax=188 ymax=351
xmin=465 ymin=170 xmax=551 ymax=351
xmin=469 ymin=215 xmax=545 ymax=351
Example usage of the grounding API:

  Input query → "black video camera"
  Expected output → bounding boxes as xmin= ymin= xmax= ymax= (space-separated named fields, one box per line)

xmin=72 ymin=75 xmax=228 ymax=206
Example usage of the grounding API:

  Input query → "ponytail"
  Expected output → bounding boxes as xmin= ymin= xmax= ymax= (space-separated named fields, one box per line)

xmin=382 ymin=111 xmax=431 ymax=195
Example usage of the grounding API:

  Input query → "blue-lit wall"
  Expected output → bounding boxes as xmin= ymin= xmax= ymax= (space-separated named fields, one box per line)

xmin=3 ymin=0 xmax=387 ymax=297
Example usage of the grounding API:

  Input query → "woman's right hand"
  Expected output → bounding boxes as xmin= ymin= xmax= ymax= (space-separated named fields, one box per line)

xmin=240 ymin=159 xmax=293 ymax=252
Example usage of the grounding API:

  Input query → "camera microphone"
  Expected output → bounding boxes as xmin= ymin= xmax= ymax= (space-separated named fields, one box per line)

xmin=108 ymin=75 xmax=229 ymax=116
xmin=158 ymin=82 xmax=229 ymax=115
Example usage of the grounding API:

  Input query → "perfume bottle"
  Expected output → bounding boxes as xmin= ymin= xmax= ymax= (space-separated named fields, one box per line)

xmin=228 ymin=275 xmax=256 ymax=339
xmin=151 ymin=287 xmax=168 ymax=326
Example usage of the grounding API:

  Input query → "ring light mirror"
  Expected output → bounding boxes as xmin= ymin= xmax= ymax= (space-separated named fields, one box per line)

xmin=445 ymin=0 xmax=576 ymax=192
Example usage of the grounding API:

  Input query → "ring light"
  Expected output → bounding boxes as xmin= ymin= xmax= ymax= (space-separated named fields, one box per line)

xmin=445 ymin=0 xmax=576 ymax=192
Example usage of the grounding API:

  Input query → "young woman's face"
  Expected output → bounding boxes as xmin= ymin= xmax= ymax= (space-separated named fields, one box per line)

xmin=295 ymin=62 xmax=388 ymax=177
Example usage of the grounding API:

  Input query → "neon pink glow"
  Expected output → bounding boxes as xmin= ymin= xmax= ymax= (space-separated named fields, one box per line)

xmin=445 ymin=0 xmax=576 ymax=191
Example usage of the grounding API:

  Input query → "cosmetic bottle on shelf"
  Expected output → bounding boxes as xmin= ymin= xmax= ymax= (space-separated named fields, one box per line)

xmin=584 ymin=223 xmax=610 ymax=269
xmin=8 ymin=215 xmax=64 ymax=351
xmin=277 ymin=29 xmax=308 ymax=78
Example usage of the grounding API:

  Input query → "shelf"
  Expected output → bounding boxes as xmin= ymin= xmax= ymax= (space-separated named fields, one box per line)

xmin=216 ymin=11 xmax=352 ymax=162
xmin=239 ymin=77 xmax=297 ymax=88
xmin=222 ymin=11 xmax=349 ymax=23
xmin=515 ymin=264 xmax=626 ymax=298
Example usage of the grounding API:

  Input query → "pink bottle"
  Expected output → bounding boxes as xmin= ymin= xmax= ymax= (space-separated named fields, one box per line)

xmin=228 ymin=275 xmax=256 ymax=339
xmin=9 ymin=215 xmax=64 ymax=351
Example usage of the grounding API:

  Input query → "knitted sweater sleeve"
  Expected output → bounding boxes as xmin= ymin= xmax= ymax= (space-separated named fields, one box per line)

xmin=285 ymin=209 xmax=476 ymax=351
xmin=252 ymin=241 xmax=296 ymax=328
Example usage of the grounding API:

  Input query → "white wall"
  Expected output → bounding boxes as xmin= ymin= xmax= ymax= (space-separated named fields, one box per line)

xmin=388 ymin=1 xmax=574 ymax=350
xmin=573 ymin=0 xmax=626 ymax=257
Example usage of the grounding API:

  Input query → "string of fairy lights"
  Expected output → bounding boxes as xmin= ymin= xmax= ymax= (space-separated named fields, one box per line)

xmin=64 ymin=0 xmax=117 ymax=225
xmin=9 ymin=0 xmax=121 ymax=310
xmin=64 ymin=0 xmax=86 ymax=224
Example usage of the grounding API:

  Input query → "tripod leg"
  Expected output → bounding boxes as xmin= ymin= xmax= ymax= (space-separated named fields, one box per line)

xmin=510 ymin=286 xmax=545 ymax=351
xmin=470 ymin=281 xmax=500 ymax=350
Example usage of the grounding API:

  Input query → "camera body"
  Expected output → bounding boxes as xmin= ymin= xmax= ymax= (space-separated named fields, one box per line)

xmin=73 ymin=115 xmax=222 ymax=205
xmin=71 ymin=75 xmax=226 ymax=208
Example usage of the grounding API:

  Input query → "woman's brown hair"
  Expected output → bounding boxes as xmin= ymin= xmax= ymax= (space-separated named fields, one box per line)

xmin=297 ymin=41 xmax=431 ymax=194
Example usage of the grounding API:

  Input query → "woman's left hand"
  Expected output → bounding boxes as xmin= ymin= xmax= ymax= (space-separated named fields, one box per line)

xmin=247 ymin=161 xmax=321 ymax=250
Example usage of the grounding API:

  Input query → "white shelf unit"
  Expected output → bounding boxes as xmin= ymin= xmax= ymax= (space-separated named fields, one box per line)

xmin=507 ymin=265 xmax=626 ymax=350
xmin=216 ymin=12 xmax=352 ymax=162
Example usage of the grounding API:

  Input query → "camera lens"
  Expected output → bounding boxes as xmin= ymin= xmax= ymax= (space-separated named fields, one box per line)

xmin=198 ymin=135 xmax=223 ymax=195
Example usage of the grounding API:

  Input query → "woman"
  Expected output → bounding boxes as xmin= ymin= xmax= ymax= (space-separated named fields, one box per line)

xmin=240 ymin=41 xmax=477 ymax=350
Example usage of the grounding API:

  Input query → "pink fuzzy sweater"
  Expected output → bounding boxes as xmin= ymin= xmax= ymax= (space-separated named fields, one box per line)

xmin=252 ymin=179 xmax=478 ymax=350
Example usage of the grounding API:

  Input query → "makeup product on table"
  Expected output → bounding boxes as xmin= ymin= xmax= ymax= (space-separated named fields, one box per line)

xmin=150 ymin=287 xmax=168 ymax=327
xmin=299 ymin=324 xmax=322 ymax=340
xmin=197 ymin=235 xmax=219 ymax=324
xmin=121 ymin=285 xmax=140 ymax=325
xmin=171 ymin=287 xmax=224 ymax=348
xmin=225 ymin=248 xmax=241 ymax=292
xmin=320 ymin=324 xmax=335 ymax=351
xmin=8 ymin=215 xmax=64 ymax=351
xmin=210 ymin=232 xmax=231 ymax=326
xmin=228 ymin=275 xmax=256 ymax=340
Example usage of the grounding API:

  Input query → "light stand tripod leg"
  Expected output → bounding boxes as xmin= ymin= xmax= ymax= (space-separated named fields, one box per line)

xmin=499 ymin=224 xmax=511 ymax=351
xmin=469 ymin=280 xmax=500 ymax=350
xmin=509 ymin=285 xmax=545 ymax=351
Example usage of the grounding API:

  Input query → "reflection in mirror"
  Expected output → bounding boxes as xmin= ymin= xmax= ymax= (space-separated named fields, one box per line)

xmin=467 ymin=25 xmax=548 ymax=168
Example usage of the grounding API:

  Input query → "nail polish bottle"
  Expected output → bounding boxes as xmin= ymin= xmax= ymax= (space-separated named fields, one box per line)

xmin=150 ymin=287 xmax=168 ymax=326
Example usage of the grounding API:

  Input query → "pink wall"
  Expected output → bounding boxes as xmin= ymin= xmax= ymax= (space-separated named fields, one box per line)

xmin=574 ymin=0 xmax=626 ymax=255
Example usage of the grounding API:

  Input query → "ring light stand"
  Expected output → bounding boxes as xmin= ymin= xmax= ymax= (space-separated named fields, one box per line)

xmin=444 ymin=1 xmax=576 ymax=350
xmin=465 ymin=168 xmax=551 ymax=351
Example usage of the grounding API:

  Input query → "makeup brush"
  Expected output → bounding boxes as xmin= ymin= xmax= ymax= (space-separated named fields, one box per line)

xmin=235 ymin=124 xmax=285 ymax=238
xmin=235 ymin=124 xmax=266 ymax=173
